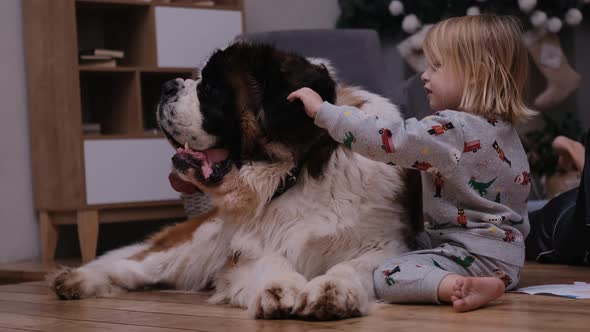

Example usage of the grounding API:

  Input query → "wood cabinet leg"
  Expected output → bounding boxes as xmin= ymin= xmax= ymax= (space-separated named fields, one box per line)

xmin=39 ymin=211 xmax=58 ymax=262
xmin=77 ymin=210 xmax=99 ymax=263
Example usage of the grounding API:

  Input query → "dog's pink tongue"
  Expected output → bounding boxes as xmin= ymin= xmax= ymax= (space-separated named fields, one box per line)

xmin=168 ymin=172 xmax=198 ymax=195
xmin=200 ymin=149 xmax=229 ymax=179
xmin=174 ymin=147 xmax=230 ymax=180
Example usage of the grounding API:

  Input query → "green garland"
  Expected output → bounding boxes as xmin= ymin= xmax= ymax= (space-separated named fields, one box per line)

xmin=337 ymin=0 xmax=586 ymax=38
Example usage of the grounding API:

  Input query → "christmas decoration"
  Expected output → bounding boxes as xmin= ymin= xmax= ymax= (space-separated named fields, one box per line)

xmin=336 ymin=0 xmax=590 ymax=188
xmin=396 ymin=24 xmax=432 ymax=72
xmin=337 ymin=0 xmax=589 ymax=37
xmin=523 ymin=29 xmax=581 ymax=110
xmin=337 ymin=0 xmax=587 ymax=109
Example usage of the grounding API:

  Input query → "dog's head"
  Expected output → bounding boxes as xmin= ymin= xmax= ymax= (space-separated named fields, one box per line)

xmin=157 ymin=42 xmax=338 ymax=195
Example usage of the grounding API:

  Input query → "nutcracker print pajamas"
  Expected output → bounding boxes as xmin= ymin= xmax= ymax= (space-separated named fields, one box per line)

xmin=314 ymin=102 xmax=531 ymax=302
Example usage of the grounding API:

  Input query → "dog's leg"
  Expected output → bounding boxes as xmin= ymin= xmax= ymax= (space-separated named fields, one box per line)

xmin=211 ymin=254 xmax=307 ymax=319
xmin=293 ymin=249 xmax=396 ymax=320
xmin=47 ymin=243 xmax=154 ymax=300
xmin=48 ymin=211 xmax=224 ymax=300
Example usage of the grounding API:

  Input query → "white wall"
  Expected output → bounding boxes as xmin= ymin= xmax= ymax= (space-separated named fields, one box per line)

xmin=0 ymin=0 xmax=38 ymax=263
xmin=244 ymin=0 xmax=340 ymax=33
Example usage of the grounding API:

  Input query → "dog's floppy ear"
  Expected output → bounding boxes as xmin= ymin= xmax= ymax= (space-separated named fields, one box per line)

xmin=260 ymin=54 xmax=336 ymax=145
xmin=280 ymin=57 xmax=337 ymax=104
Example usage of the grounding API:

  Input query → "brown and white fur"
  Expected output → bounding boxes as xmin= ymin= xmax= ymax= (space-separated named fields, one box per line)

xmin=48 ymin=42 xmax=420 ymax=321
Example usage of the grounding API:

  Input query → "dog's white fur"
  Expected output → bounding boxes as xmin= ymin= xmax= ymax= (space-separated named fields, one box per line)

xmin=49 ymin=61 xmax=412 ymax=320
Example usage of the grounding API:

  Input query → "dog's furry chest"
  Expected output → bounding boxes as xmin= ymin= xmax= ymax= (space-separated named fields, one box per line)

xmin=223 ymin=151 xmax=410 ymax=278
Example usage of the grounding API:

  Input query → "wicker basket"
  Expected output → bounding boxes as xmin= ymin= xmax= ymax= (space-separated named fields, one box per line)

xmin=181 ymin=192 xmax=215 ymax=218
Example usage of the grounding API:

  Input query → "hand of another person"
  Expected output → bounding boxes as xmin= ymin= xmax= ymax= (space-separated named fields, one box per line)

xmin=287 ymin=87 xmax=324 ymax=118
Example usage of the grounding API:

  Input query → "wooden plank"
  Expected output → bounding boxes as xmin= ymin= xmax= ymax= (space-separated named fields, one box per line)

xmin=0 ymin=283 xmax=48 ymax=295
xmin=0 ymin=301 xmax=333 ymax=332
xmin=2 ymin=264 xmax=590 ymax=332
xmin=0 ymin=290 xmax=589 ymax=331
xmin=0 ymin=327 xmax=34 ymax=332
xmin=76 ymin=210 xmax=99 ymax=262
xmin=22 ymin=0 xmax=85 ymax=210
xmin=0 ymin=261 xmax=79 ymax=283
xmin=0 ymin=292 xmax=247 ymax=319
xmin=0 ymin=312 xmax=192 ymax=332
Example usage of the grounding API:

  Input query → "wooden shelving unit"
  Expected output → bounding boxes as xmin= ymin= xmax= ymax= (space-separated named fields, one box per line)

xmin=22 ymin=0 xmax=244 ymax=262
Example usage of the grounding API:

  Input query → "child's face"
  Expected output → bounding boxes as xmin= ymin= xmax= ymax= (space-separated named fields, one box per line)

xmin=420 ymin=62 xmax=463 ymax=111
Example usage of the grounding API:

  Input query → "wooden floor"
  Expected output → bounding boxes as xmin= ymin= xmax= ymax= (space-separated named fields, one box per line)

xmin=0 ymin=263 xmax=588 ymax=331
xmin=0 ymin=260 xmax=79 ymax=284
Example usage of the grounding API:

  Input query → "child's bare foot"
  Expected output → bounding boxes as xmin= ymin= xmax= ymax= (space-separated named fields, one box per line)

xmin=451 ymin=277 xmax=505 ymax=312
xmin=552 ymin=136 xmax=585 ymax=172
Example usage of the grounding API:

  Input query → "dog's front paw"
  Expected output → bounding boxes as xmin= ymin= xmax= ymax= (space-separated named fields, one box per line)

xmin=293 ymin=275 xmax=368 ymax=321
xmin=47 ymin=267 xmax=121 ymax=300
xmin=248 ymin=278 xmax=305 ymax=319
xmin=47 ymin=267 xmax=91 ymax=300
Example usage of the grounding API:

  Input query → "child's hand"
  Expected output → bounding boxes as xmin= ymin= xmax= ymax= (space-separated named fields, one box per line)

xmin=287 ymin=87 xmax=324 ymax=118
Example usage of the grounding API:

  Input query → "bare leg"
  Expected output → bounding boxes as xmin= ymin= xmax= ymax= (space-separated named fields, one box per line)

xmin=438 ymin=274 xmax=505 ymax=312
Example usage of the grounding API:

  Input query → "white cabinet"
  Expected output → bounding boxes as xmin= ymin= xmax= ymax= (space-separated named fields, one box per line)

xmin=84 ymin=139 xmax=179 ymax=205
xmin=155 ymin=6 xmax=243 ymax=68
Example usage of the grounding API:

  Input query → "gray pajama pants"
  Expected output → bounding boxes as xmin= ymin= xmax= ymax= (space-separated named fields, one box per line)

xmin=373 ymin=242 xmax=521 ymax=304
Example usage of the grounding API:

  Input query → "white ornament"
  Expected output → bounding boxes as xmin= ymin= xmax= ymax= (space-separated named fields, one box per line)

xmin=388 ymin=0 xmax=404 ymax=16
xmin=565 ymin=8 xmax=583 ymax=25
xmin=530 ymin=10 xmax=547 ymax=27
xmin=547 ymin=17 xmax=563 ymax=32
xmin=402 ymin=14 xmax=422 ymax=34
xmin=518 ymin=0 xmax=537 ymax=13
xmin=467 ymin=6 xmax=480 ymax=16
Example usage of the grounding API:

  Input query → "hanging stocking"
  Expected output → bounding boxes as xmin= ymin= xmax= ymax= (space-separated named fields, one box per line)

xmin=397 ymin=24 xmax=432 ymax=73
xmin=523 ymin=30 xmax=581 ymax=110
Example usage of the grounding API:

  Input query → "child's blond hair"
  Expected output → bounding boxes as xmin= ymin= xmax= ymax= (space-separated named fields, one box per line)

xmin=423 ymin=15 xmax=536 ymax=124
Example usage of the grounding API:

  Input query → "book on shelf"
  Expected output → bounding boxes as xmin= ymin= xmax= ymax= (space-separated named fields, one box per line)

xmin=79 ymin=59 xmax=117 ymax=68
xmin=80 ymin=54 xmax=112 ymax=61
xmin=79 ymin=48 xmax=125 ymax=59
xmin=144 ymin=128 xmax=161 ymax=136
xmin=83 ymin=123 xmax=101 ymax=134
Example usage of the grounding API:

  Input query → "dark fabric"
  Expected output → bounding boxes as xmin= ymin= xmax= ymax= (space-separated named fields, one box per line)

xmin=393 ymin=73 xmax=432 ymax=120
xmin=526 ymin=132 xmax=590 ymax=265
xmin=236 ymin=29 xmax=392 ymax=100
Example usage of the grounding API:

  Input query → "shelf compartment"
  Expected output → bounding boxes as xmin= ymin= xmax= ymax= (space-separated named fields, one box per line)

xmin=83 ymin=138 xmax=180 ymax=205
xmin=76 ymin=2 xmax=156 ymax=66
xmin=140 ymin=69 xmax=196 ymax=133
xmin=80 ymin=71 xmax=142 ymax=135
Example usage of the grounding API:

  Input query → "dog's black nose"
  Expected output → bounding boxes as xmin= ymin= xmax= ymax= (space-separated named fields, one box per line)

xmin=162 ymin=79 xmax=180 ymax=95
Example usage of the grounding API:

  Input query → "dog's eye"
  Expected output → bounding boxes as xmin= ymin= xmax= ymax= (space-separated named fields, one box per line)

xmin=198 ymin=83 xmax=215 ymax=97
xmin=197 ymin=83 xmax=208 ymax=99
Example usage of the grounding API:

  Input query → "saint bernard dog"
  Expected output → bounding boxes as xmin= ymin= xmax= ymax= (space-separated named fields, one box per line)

xmin=49 ymin=42 xmax=421 ymax=320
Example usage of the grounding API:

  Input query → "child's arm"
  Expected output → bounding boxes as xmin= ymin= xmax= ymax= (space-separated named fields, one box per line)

xmin=288 ymin=88 xmax=465 ymax=176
